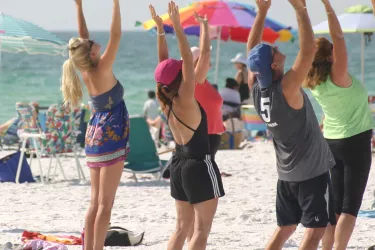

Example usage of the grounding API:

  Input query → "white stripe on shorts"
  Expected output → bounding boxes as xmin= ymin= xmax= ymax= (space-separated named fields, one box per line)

xmin=324 ymin=181 xmax=330 ymax=222
xmin=204 ymin=154 xmax=220 ymax=198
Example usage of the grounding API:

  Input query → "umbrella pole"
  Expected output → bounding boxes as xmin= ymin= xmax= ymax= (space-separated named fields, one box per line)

xmin=214 ymin=27 xmax=222 ymax=85
xmin=361 ymin=33 xmax=365 ymax=85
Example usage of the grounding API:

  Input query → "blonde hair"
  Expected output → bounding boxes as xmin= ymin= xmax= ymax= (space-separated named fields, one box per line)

xmin=61 ymin=38 xmax=94 ymax=107
xmin=304 ymin=37 xmax=333 ymax=89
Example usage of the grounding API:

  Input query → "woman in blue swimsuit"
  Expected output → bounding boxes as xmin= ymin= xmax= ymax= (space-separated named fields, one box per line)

xmin=60 ymin=0 xmax=129 ymax=249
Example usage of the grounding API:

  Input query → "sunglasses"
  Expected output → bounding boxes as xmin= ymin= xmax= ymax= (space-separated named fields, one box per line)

xmin=69 ymin=39 xmax=95 ymax=51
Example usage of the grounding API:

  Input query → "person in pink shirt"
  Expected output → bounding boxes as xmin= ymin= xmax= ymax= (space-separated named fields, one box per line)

xmin=149 ymin=5 xmax=226 ymax=245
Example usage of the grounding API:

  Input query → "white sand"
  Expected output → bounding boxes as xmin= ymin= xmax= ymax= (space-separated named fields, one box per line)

xmin=0 ymin=142 xmax=374 ymax=249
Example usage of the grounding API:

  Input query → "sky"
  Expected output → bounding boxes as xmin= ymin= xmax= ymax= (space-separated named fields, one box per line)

xmin=0 ymin=0 xmax=373 ymax=31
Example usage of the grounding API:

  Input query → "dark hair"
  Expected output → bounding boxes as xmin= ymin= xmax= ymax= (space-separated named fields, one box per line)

xmin=148 ymin=90 xmax=156 ymax=99
xmin=225 ymin=78 xmax=238 ymax=89
xmin=304 ymin=37 xmax=333 ymax=89
xmin=156 ymin=70 xmax=183 ymax=109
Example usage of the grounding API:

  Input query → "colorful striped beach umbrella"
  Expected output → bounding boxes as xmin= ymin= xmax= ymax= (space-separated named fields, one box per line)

xmin=143 ymin=1 xmax=294 ymax=42
xmin=0 ymin=13 xmax=67 ymax=57
xmin=142 ymin=1 xmax=294 ymax=84
xmin=313 ymin=5 xmax=375 ymax=84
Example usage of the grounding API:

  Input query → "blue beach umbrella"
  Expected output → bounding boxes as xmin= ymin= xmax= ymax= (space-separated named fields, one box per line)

xmin=0 ymin=13 xmax=67 ymax=58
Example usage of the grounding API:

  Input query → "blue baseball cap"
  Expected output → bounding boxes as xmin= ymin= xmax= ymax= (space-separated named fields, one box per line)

xmin=247 ymin=43 xmax=273 ymax=88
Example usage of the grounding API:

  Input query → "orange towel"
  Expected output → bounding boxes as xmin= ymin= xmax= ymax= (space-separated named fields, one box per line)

xmin=22 ymin=230 xmax=82 ymax=245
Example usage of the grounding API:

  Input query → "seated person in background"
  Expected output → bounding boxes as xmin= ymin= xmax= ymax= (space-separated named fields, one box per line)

xmin=147 ymin=110 xmax=175 ymax=148
xmin=0 ymin=118 xmax=19 ymax=135
xmin=2 ymin=102 xmax=40 ymax=133
xmin=143 ymin=90 xmax=159 ymax=124
xmin=1 ymin=102 xmax=40 ymax=148
xmin=0 ymin=118 xmax=21 ymax=146
xmin=219 ymin=78 xmax=241 ymax=120
xmin=231 ymin=52 xmax=251 ymax=103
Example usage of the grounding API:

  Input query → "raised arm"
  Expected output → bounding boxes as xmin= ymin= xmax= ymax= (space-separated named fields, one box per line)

xmin=282 ymin=0 xmax=316 ymax=108
xmin=194 ymin=13 xmax=210 ymax=84
xmin=246 ymin=0 xmax=270 ymax=54
xmin=75 ymin=0 xmax=89 ymax=39
xmin=168 ymin=2 xmax=195 ymax=100
xmin=246 ymin=0 xmax=271 ymax=88
xmin=99 ymin=0 xmax=121 ymax=69
xmin=322 ymin=0 xmax=350 ymax=87
xmin=149 ymin=5 xmax=169 ymax=62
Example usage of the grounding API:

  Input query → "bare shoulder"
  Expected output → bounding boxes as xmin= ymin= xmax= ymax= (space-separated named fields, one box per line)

xmin=280 ymin=82 xmax=304 ymax=110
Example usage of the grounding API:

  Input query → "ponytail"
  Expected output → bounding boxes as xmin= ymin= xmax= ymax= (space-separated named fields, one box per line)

xmin=61 ymin=58 xmax=83 ymax=108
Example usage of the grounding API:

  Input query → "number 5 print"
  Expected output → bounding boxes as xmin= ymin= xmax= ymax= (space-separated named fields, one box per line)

xmin=260 ymin=97 xmax=271 ymax=122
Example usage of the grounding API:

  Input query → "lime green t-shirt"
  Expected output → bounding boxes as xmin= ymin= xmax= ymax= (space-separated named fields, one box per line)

xmin=310 ymin=75 xmax=374 ymax=139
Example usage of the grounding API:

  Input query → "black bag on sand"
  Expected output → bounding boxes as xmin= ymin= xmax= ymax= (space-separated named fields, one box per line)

xmin=104 ymin=226 xmax=144 ymax=246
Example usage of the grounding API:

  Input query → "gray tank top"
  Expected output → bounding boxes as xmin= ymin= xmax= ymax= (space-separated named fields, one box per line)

xmin=252 ymin=81 xmax=335 ymax=182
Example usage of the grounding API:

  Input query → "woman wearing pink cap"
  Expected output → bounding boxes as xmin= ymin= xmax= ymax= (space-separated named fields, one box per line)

xmin=152 ymin=2 xmax=225 ymax=250
xmin=149 ymin=5 xmax=225 ymax=161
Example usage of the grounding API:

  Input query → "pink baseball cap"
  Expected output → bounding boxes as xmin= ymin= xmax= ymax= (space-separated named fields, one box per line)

xmin=154 ymin=59 xmax=183 ymax=86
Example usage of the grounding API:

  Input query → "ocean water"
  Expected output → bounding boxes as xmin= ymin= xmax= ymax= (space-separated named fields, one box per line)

xmin=0 ymin=31 xmax=374 ymax=123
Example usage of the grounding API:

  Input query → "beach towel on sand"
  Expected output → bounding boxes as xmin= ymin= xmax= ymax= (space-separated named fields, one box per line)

xmin=21 ymin=231 xmax=82 ymax=245
xmin=22 ymin=240 xmax=67 ymax=250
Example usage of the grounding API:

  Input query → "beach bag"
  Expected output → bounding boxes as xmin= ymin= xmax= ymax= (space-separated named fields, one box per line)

xmin=104 ymin=226 xmax=144 ymax=246
xmin=0 ymin=151 xmax=35 ymax=183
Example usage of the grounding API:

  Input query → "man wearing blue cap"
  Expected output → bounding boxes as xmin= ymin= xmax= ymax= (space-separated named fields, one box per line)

xmin=246 ymin=0 xmax=337 ymax=249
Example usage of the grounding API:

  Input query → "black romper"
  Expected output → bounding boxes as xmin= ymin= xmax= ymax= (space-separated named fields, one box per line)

xmin=167 ymin=103 xmax=225 ymax=204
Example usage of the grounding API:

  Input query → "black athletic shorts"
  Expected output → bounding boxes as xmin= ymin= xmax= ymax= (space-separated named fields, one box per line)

xmin=276 ymin=172 xmax=337 ymax=228
xmin=327 ymin=129 xmax=372 ymax=217
xmin=170 ymin=154 xmax=225 ymax=204
xmin=163 ymin=134 xmax=222 ymax=179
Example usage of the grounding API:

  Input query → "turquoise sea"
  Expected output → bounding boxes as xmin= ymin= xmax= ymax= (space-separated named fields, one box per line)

xmin=0 ymin=31 xmax=374 ymax=123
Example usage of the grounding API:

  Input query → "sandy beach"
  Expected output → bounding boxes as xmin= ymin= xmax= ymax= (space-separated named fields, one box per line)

xmin=0 ymin=142 xmax=374 ymax=249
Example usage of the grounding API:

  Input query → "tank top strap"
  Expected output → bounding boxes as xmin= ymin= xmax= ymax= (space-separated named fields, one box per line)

xmin=167 ymin=102 xmax=196 ymax=132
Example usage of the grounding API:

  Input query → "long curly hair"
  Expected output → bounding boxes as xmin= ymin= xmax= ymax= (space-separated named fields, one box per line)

xmin=304 ymin=37 xmax=333 ymax=89
xmin=156 ymin=70 xmax=183 ymax=110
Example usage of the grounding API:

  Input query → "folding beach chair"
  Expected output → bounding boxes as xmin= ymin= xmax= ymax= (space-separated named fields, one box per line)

xmin=124 ymin=115 xmax=173 ymax=182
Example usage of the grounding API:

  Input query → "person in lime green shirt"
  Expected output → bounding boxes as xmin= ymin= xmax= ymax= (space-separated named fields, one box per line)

xmin=303 ymin=0 xmax=374 ymax=249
